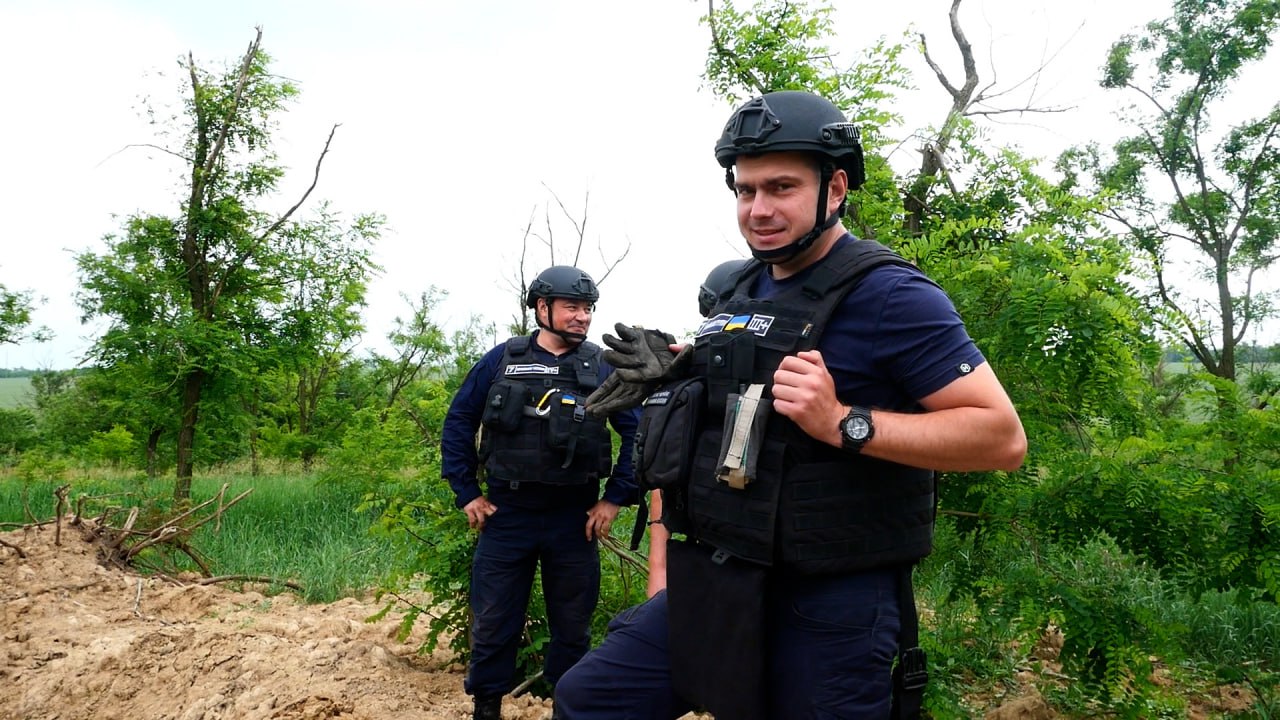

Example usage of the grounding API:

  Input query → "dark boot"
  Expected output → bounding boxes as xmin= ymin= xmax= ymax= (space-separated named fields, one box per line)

xmin=473 ymin=695 xmax=502 ymax=720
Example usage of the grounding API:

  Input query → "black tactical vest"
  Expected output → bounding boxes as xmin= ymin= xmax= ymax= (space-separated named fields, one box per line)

xmin=687 ymin=240 xmax=937 ymax=575
xmin=478 ymin=336 xmax=613 ymax=486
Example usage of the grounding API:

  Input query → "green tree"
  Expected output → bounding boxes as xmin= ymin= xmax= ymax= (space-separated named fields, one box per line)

xmin=371 ymin=289 xmax=461 ymax=414
xmin=1061 ymin=0 xmax=1280 ymax=382
xmin=0 ymin=279 xmax=48 ymax=347
xmin=0 ymin=406 xmax=38 ymax=455
xmin=74 ymin=31 xmax=381 ymax=499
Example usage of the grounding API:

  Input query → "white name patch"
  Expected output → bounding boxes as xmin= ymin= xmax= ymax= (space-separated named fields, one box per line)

xmin=506 ymin=364 xmax=560 ymax=376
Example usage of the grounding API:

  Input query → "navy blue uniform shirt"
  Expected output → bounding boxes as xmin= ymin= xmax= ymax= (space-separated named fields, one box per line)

xmin=752 ymin=234 xmax=986 ymax=410
xmin=441 ymin=331 xmax=641 ymax=511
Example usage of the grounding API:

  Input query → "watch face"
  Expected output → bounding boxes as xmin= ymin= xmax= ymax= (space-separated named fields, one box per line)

xmin=844 ymin=415 xmax=870 ymax=441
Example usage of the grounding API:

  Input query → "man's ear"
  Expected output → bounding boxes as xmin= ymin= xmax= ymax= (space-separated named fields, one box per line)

xmin=828 ymin=168 xmax=849 ymax=215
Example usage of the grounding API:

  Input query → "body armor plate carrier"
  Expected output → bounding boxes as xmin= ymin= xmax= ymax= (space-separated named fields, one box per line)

xmin=479 ymin=336 xmax=613 ymax=486
xmin=686 ymin=240 xmax=937 ymax=575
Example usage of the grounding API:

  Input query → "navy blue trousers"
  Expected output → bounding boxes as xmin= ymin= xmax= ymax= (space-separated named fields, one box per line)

xmin=464 ymin=505 xmax=601 ymax=698
xmin=555 ymin=569 xmax=900 ymax=719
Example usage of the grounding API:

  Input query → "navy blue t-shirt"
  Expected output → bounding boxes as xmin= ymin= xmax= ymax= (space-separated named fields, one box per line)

xmin=441 ymin=331 xmax=641 ymax=511
xmin=752 ymin=235 xmax=985 ymax=412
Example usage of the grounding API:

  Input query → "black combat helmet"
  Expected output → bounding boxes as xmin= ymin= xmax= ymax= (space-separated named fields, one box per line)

xmin=698 ymin=259 xmax=750 ymax=318
xmin=525 ymin=265 xmax=600 ymax=308
xmin=714 ymin=91 xmax=866 ymax=262
xmin=526 ymin=265 xmax=599 ymax=344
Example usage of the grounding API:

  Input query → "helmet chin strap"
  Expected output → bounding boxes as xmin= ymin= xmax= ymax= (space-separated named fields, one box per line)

xmin=536 ymin=299 xmax=587 ymax=346
xmin=749 ymin=162 xmax=843 ymax=265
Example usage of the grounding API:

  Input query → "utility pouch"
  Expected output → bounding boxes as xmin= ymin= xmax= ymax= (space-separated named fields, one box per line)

xmin=546 ymin=391 xmax=589 ymax=467
xmin=480 ymin=380 xmax=529 ymax=432
xmin=634 ymin=377 xmax=706 ymax=491
xmin=667 ymin=539 xmax=768 ymax=720
xmin=716 ymin=383 xmax=771 ymax=489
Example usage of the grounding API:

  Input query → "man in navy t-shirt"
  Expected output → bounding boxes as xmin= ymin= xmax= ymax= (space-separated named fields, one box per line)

xmin=554 ymin=92 xmax=1026 ymax=719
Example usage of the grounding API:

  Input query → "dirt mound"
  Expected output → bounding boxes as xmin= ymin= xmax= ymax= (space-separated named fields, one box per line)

xmin=1 ymin=518 xmax=552 ymax=720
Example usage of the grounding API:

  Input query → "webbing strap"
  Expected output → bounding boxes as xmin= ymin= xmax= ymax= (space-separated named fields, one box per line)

xmin=890 ymin=565 xmax=928 ymax=720
xmin=718 ymin=383 xmax=765 ymax=489
xmin=629 ymin=492 xmax=649 ymax=551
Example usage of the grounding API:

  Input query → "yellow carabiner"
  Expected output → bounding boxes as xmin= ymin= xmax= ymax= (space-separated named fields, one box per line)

xmin=535 ymin=388 xmax=560 ymax=416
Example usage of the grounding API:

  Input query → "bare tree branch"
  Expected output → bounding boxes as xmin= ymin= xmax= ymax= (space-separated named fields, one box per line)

xmin=97 ymin=143 xmax=193 ymax=167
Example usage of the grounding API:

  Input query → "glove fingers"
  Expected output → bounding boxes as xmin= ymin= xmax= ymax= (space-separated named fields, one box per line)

xmin=587 ymin=380 xmax=650 ymax=417
xmin=602 ymin=332 xmax=636 ymax=354
xmin=614 ymin=323 xmax=644 ymax=342
xmin=644 ymin=332 xmax=676 ymax=357
xmin=670 ymin=344 xmax=694 ymax=373
xmin=586 ymin=373 xmax=621 ymax=407
xmin=613 ymin=365 xmax=662 ymax=383
xmin=603 ymin=348 xmax=651 ymax=371
xmin=603 ymin=327 xmax=657 ymax=371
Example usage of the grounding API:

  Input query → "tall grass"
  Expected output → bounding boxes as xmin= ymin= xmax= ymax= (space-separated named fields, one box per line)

xmin=0 ymin=471 xmax=401 ymax=603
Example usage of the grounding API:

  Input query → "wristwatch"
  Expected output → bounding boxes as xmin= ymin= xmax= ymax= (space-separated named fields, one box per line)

xmin=840 ymin=405 xmax=875 ymax=454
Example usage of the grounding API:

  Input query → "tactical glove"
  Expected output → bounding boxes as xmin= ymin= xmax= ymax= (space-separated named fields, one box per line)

xmin=585 ymin=323 xmax=693 ymax=417
xmin=584 ymin=372 xmax=655 ymax=418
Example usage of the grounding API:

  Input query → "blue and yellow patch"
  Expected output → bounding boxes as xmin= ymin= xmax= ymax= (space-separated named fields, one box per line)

xmin=696 ymin=312 xmax=775 ymax=338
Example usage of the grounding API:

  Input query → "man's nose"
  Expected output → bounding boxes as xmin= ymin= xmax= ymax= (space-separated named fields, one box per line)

xmin=749 ymin=193 xmax=773 ymax=218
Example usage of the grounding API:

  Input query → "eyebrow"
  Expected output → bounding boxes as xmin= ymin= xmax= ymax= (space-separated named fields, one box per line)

xmin=735 ymin=173 xmax=807 ymax=192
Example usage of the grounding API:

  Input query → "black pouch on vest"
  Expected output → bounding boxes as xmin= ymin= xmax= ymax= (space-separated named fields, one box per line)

xmin=545 ymin=391 xmax=584 ymax=446
xmin=634 ymin=377 xmax=706 ymax=491
xmin=545 ymin=391 xmax=592 ymax=468
xmin=715 ymin=384 xmax=772 ymax=490
xmin=481 ymin=380 xmax=529 ymax=433
xmin=667 ymin=539 xmax=768 ymax=720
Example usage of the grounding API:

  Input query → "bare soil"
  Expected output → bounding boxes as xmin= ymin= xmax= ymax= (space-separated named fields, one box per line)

xmin=1 ymin=518 xmax=551 ymax=720
xmin=1 ymin=518 xmax=1257 ymax=720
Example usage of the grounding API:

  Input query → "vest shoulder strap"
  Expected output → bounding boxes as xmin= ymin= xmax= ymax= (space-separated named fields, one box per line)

xmin=801 ymin=238 xmax=914 ymax=300
xmin=725 ymin=259 xmax=766 ymax=303
xmin=503 ymin=335 xmax=534 ymax=362
xmin=798 ymin=239 xmax=917 ymax=350
xmin=573 ymin=341 xmax=603 ymax=390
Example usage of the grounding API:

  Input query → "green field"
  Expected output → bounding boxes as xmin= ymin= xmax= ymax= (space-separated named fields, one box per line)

xmin=0 ymin=377 xmax=32 ymax=409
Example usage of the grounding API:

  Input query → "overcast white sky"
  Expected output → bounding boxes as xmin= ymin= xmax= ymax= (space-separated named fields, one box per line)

xmin=1 ymin=0 xmax=1275 ymax=370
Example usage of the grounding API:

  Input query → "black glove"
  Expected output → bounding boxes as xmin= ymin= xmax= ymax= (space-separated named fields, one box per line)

xmin=585 ymin=323 xmax=693 ymax=417
xmin=584 ymin=372 xmax=655 ymax=418
xmin=601 ymin=324 xmax=684 ymax=382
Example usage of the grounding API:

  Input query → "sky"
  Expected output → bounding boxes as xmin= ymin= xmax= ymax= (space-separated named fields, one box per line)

xmin=1 ymin=0 xmax=1276 ymax=371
